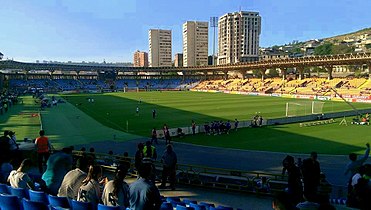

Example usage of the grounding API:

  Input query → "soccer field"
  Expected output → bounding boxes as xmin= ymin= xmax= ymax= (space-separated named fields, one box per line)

xmin=58 ymin=91 xmax=370 ymax=154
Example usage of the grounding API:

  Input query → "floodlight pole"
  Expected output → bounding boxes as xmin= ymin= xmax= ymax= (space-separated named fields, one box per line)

xmin=210 ymin=17 xmax=218 ymax=65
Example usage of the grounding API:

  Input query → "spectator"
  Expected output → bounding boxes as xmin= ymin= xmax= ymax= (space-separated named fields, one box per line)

xmin=135 ymin=143 xmax=144 ymax=171
xmin=119 ymin=152 xmax=131 ymax=171
xmin=35 ymin=130 xmax=52 ymax=173
xmin=255 ymin=176 xmax=270 ymax=193
xmin=152 ymin=109 xmax=156 ymax=119
xmin=345 ymin=143 xmax=370 ymax=192
xmin=191 ymin=120 xmax=196 ymax=135
xmin=143 ymin=141 xmax=157 ymax=161
xmin=102 ymin=165 xmax=130 ymax=207
xmin=234 ymin=119 xmax=239 ymax=131
xmin=272 ymin=192 xmax=296 ymax=210
xmin=129 ymin=161 xmax=162 ymax=210
xmin=42 ymin=148 xmax=73 ymax=195
xmin=177 ymin=128 xmax=185 ymax=138
xmin=105 ymin=151 xmax=114 ymax=166
xmin=283 ymin=155 xmax=303 ymax=206
xmin=163 ymin=124 xmax=171 ymax=145
xmin=151 ymin=128 xmax=158 ymax=145
xmin=159 ymin=144 xmax=177 ymax=190
xmin=0 ymin=157 xmax=13 ymax=184
xmin=301 ymin=152 xmax=321 ymax=196
xmin=58 ymin=157 xmax=89 ymax=199
xmin=77 ymin=165 xmax=103 ymax=208
xmin=86 ymin=147 xmax=96 ymax=165
xmin=7 ymin=158 xmax=34 ymax=190
xmin=0 ymin=131 xmax=11 ymax=163
xmin=296 ymin=193 xmax=320 ymax=210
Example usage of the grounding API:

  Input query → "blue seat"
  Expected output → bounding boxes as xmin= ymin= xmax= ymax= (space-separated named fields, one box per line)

xmin=216 ymin=206 xmax=233 ymax=210
xmin=48 ymin=194 xmax=70 ymax=208
xmin=71 ymin=199 xmax=94 ymax=210
xmin=97 ymin=204 xmax=124 ymax=210
xmin=0 ymin=183 xmax=10 ymax=194
xmin=9 ymin=186 xmax=29 ymax=199
xmin=160 ymin=202 xmax=173 ymax=210
xmin=0 ymin=194 xmax=22 ymax=210
xmin=28 ymin=189 xmax=48 ymax=204
xmin=183 ymin=199 xmax=197 ymax=204
xmin=166 ymin=196 xmax=181 ymax=202
xmin=176 ymin=205 xmax=194 ymax=210
xmin=170 ymin=200 xmax=186 ymax=208
xmin=22 ymin=198 xmax=49 ymax=210
xmin=199 ymin=202 xmax=215 ymax=208
xmin=189 ymin=203 xmax=207 ymax=210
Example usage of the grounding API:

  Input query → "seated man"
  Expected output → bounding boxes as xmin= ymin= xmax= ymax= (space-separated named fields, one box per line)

xmin=7 ymin=159 xmax=34 ymax=190
xmin=177 ymin=128 xmax=185 ymax=138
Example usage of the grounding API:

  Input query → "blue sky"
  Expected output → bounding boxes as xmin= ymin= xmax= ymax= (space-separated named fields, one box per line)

xmin=0 ymin=0 xmax=370 ymax=63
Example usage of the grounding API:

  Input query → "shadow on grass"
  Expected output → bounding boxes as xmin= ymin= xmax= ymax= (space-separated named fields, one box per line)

xmin=62 ymin=93 xmax=364 ymax=155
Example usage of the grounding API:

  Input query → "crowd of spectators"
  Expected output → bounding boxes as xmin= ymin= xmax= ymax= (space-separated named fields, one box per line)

xmin=0 ymin=91 xmax=19 ymax=115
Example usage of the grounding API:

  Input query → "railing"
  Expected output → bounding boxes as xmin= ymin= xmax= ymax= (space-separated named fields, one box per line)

xmin=72 ymin=151 xmax=332 ymax=196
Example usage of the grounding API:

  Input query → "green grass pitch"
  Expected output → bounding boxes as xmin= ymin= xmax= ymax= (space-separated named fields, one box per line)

xmin=57 ymin=91 xmax=370 ymax=155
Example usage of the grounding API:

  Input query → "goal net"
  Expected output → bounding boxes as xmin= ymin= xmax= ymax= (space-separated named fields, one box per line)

xmin=286 ymin=102 xmax=305 ymax=117
xmin=286 ymin=101 xmax=325 ymax=117
xmin=311 ymin=101 xmax=325 ymax=114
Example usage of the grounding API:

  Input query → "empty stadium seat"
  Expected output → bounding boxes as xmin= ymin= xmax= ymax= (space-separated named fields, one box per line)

xmin=160 ymin=202 xmax=173 ymax=210
xmin=183 ymin=199 xmax=197 ymax=204
xmin=9 ymin=186 xmax=29 ymax=199
xmin=71 ymin=199 xmax=94 ymax=210
xmin=199 ymin=202 xmax=215 ymax=209
xmin=170 ymin=200 xmax=186 ymax=208
xmin=97 ymin=203 xmax=124 ymax=210
xmin=48 ymin=194 xmax=70 ymax=208
xmin=28 ymin=189 xmax=48 ymax=204
xmin=166 ymin=196 xmax=181 ymax=202
xmin=176 ymin=205 xmax=194 ymax=210
xmin=0 ymin=194 xmax=22 ymax=210
xmin=216 ymin=206 xmax=233 ymax=210
xmin=22 ymin=198 xmax=49 ymax=210
xmin=189 ymin=203 xmax=207 ymax=210
xmin=0 ymin=183 xmax=10 ymax=194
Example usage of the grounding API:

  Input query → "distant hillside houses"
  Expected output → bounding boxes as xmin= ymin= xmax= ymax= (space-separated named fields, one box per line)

xmin=260 ymin=29 xmax=371 ymax=62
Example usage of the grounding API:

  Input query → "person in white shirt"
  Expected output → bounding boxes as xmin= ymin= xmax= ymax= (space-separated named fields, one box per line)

xmin=7 ymin=159 xmax=34 ymax=189
xmin=58 ymin=157 xmax=89 ymax=199
xmin=77 ymin=165 xmax=102 ymax=208
xmin=102 ymin=165 xmax=130 ymax=207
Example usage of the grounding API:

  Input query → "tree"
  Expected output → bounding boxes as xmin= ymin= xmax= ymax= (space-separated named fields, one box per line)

xmin=267 ymin=69 xmax=279 ymax=78
xmin=314 ymin=43 xmax=333 ymax=55
xmin=332 ymin=44 xmax=354 ymax=54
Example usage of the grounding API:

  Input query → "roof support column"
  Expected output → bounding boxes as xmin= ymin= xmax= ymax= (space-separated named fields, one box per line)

xmin=240 ymin=70 xmax=246 ymax=80
xmin=297 ymin=67 xmax=304 ymax=80
xmin=326 ymin=66 xmax=333 ymax=80
xmin=224 ymin=71 xmax=228 ymax=80
xmin=261 ymin=69 xmax=265 ymax=81
xmin=281 ymin=68 xmax=287 ymax=81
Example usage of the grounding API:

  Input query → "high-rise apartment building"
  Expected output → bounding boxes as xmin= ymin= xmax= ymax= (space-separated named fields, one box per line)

xmin=218 ymin=11 xmax=261 ymax=65
xmin=174 ymin=53 xmax=183 ymax=67
xmin=182 ymin=21 xmax=208 ymax=67
xmin=149 ymin=29 xmax=172 ymax=67
xmin=133 ymin=50 xmax=148 ymax=67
